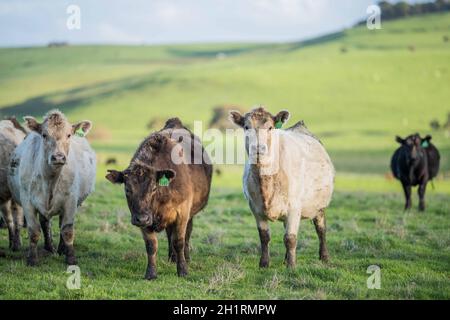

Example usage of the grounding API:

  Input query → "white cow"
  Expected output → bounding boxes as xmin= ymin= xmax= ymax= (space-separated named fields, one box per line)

xmin=0 ymin=118 xmax=26 ymax=251
xmin=8 ymin=110 xmax=96 ymax=266
xmin=230 ymin=107 xmax=334 ymax=268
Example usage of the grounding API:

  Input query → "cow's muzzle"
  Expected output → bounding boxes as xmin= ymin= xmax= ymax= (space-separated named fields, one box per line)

xmin=50 ymin=152 xmax=67 ymax=166
xmin=250 ymin=144 xmax=268 ymax=156
xmin=131 ymin=214 xmax=152 ymax=227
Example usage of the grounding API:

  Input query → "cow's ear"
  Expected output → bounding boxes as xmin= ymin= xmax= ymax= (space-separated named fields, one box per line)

xmin=23 ymin=116 xmax=42 ymax=133
xmin=72 ymin=121 xmax=92 ymax=137
xmin=106 ymin=170 xmax=124 ymax=184
xmin=273 ymin=110 xmax=290 ymax=125
xmin=149 ymin=133 xmax=165 ymax=151
xmin=156 ymin=169 xmax=176 ymax=186
xmin=423 ymin=134 xmax=432 ymax=142
xmin=395 ymin=136 xmax=405 ymax=144
xmin=229 ymin=110 xmax=245 ymax=127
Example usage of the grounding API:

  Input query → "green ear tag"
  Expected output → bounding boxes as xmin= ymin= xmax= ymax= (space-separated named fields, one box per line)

xmin=275 ymin=121 xmax=283 ymax=129
xmin=421 ymin=141 xmax=429 ymax=148
xmin=75 ymin=128 xmax=85 ymax=137
xmin=159 ymin=174 xmax=169 ymax=187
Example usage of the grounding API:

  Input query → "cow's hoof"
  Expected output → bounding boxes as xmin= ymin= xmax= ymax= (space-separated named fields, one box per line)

xmin=57 ymin=244 xmax=66 ymax=256
xmin=66 ymin=255 xmax=77 ymax=266
xmin=320 ymin=255 xmax=330 ymax=263
xmin=177 ymin=268 xmax=188 ymax=277
xmin=144 ymin=271 xmax=157 ymax=280
xmin=44 ymin=244 xmax=57 ymax=254
xmin=11 ymin=239 xmax=21 ymax=252
xmin=259 ymin=260 xmax=269 ymax=268
xmin=285 ymin=259 xmax=296 ymax=269
xmin=0 ymin=250 xmax=5 ymax=257
xmin=27 ymin=257 xmax=38 ymax=266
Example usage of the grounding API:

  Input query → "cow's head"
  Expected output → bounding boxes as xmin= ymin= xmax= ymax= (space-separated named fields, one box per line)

xmin=24 ymin=110 xmax=92 ymax=169
xmin=395 ymin=133 xmax=430 ymax=162
xmin=105 ymin=134 xmax=177 ymax=229
xmin=230 ymin=107 xmax=289 ymax=165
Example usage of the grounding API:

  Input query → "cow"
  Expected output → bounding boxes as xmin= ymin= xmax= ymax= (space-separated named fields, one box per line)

xmin=391 ymin=133 xmax=440 ymax=211
xmin=230 ymin=107 xmax=335 ymax=268
xmin=106 ymin=118 xmax=212 ymax=280
xmin=8 ymin=110 xmax=96 ymax=266
xmin=0 ymin=118 xmax=26 ymax=251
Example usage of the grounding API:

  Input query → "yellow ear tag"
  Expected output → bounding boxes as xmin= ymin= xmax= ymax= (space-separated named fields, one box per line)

xmin=159 ymin=174 xmax=169 ymax=187
xmin=75 ymin=128 xmax=85 ymax=137
xmin=275 ymin=121 xmax=283 ymax=129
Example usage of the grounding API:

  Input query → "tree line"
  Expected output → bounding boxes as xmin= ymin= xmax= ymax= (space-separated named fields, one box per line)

xmin=378 ymin=0 xmax=450 ymax=20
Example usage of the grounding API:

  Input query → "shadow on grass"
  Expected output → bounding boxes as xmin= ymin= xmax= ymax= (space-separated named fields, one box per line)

xmin=0 ymin=72 xmax=174 ymax=118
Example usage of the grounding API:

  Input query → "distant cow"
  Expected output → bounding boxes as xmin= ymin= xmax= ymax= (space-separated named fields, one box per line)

xmin=105 ymin=157 xmax=117 ymax=165
xmin=106 ymin=118 xmax=212 ymax=279
xmin=0 ymin=118 xmax=26 ymax=251
xmin=391 ymin=133 xmax=440 ymax=211
xmin=8 ymin=110 xmax=96 ymax=266
xmin=230 ymin=107 xmax=335 ymax=268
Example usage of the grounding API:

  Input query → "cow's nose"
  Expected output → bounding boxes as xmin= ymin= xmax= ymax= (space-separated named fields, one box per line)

xmin=50 ymin=153 xmax=66 ymax=164
xmin=132 ymin=215 xmax=151 ymax=227
xmin=258 ymin=144 xmax=268 ymax=155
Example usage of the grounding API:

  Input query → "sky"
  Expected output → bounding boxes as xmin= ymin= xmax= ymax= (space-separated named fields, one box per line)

xmin=0 ymin=0 xmax=426 ymax=47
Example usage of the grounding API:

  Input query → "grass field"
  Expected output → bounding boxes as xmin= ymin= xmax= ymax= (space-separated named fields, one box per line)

xmin=0 ymin=13 xmax=449 ymax=299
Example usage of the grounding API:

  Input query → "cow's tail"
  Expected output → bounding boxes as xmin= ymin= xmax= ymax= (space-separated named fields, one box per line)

xmin=430 ymin=179 xmax=435 ymax=190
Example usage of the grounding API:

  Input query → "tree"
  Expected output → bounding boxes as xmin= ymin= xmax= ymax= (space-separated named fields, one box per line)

xmin=393 ymin=1 xmax=411 ymax=18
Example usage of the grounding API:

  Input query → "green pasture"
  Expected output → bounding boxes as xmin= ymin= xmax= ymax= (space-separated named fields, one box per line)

xmin=0 ymin=13 xmax=449 ymax=299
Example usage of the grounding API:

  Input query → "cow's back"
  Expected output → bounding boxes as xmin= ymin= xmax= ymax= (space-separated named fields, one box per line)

xmin=244 ymin=125 xmax=334 ymax=220
xmin=281 ymin=129 xmax=335 ymax=218
xmin=160 ymin=122 xmax=212 ymax=216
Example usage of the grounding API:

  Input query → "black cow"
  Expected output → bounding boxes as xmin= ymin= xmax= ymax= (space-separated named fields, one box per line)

xmin=391 ymin=133 xmax=440 ymax=211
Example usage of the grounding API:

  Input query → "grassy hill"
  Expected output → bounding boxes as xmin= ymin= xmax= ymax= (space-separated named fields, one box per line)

xmin=0 ymin=13 xmax=449 ymax=299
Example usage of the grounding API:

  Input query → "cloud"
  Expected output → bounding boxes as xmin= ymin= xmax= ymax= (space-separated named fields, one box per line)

xmin=97 ymin=23 xmax=144 ymax=44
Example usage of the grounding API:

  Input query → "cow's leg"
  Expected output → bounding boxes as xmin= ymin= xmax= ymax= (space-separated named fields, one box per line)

xmin=60 ymin=203 xmax=77 ymax=265
xmin=165 ymin=225 xmax=176 ymax=263
xmin=24 ymin=204 xmax=40 ymax=266
xmin=256 ymin=217 xmax=270 ymax=268
xmin=184 ymin=219 xmax=193 ymax=263
xmin=57 ymin=215 xmax=66 ymax=255
xmin=142 ymin=228 xmax=158 ymax=280
xmin=39 ymin=214 xmax=55 ymax=253
xmin=418 ymin=182 xmax=427 ymax=212
xmin=1 ymin=201 xmax=16 ymax=251
xmin=172 ymin=216 xmax=189 ymax=277
xmin=284 ymin=210 xmax=301 ymax=268
xmin=401 ymin=181 xmax=412 ymax=210
xmin=11 ymin=200 xmax=23 ymax=251
xmin=313 ymin=209 xmax=329 ymax=263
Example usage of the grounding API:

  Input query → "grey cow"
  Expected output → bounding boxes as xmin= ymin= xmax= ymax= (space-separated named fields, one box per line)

xmin=0 ymin=118 xmax=26 ymax=252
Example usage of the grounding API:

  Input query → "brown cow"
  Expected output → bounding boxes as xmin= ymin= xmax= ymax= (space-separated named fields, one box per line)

xmin=106 ymin=118 xmax=212 ymax=279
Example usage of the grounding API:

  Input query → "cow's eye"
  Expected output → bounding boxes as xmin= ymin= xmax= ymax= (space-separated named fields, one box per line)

xmin=67 ymin=134 xmax=72 ymax=138
xmin=42 ymin=133 xmax=47 ymax=139
xmin=244 ymin=125 xmax=249 ymax=130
